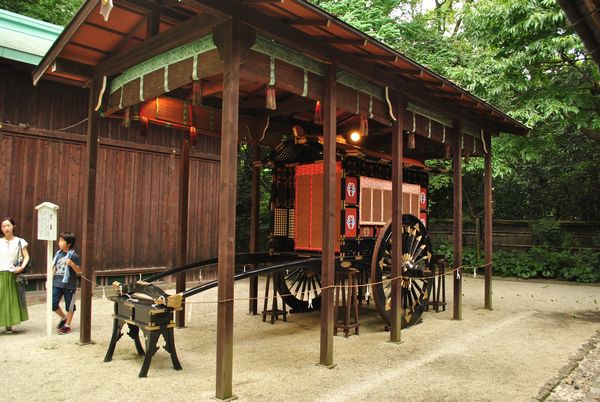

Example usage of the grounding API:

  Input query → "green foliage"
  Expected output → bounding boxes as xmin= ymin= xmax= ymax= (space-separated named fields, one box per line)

xmin=439 ymin=243 xmax=600 ymax=283
xmin=0 ymin=0 xmax=83 ymax=26
xmin=235 ymin=144 xmax=272 ymax=253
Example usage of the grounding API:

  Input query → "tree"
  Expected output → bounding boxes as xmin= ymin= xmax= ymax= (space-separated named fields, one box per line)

xmin=0 ymin=0 xmax=83 ymax=26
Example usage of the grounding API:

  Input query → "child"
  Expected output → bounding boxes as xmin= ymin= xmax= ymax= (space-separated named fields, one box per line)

xmin=52 ymin=232 xmax=81 ymax=335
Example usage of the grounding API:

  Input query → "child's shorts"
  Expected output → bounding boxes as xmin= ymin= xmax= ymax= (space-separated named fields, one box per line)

xmin=52 ymin=287 xmax=77 ymax=312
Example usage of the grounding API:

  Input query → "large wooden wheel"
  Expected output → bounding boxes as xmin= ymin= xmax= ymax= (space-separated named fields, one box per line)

xmin=371 ymin=214 xmax=434 ymax=327
xmin=277 ymin=265 xmax=322 ymax=312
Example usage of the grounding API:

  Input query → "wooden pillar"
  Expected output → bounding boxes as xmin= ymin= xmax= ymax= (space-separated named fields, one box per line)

xmin=484 ymin=131 xmax=493 ymax=310
xmin=390 ymin=93 xmax=406 ymax=343
xmin=176 ymin=132 xmax=190 ymax=327
xmin=80 ymin=78 xmax=100 ymax=344
xmin=452 ymin=119 xmax=463 ymax=321
xmin=249 ymin=144 xmax=260 ymax=315
xmin=213 ymin=19 xmax=254 ymax=400
xmin=319 ymin=63 xmax=337 ymax=368
xmin=146 ymin=9 xmax=160 ymax=39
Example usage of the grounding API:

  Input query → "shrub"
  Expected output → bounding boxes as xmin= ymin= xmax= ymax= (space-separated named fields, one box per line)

xmin=432 ymin=243 xmax=600 ymax=283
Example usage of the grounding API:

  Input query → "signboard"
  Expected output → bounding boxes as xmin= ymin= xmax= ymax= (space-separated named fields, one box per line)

xmin=35 ymin=202 xmax=59 ymax=241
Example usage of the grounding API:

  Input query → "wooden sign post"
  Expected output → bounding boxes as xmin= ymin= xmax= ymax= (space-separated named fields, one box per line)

xmin=35 ymin=202 xmax=59 ymax=344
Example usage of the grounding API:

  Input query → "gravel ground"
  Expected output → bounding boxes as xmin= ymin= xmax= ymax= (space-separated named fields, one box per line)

xmin=1 ymin=276 xmax=599 ymax=401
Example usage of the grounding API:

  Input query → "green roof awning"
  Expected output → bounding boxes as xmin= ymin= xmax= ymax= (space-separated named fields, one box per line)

xmin=0 ymin=8 xmax=62 ymax=66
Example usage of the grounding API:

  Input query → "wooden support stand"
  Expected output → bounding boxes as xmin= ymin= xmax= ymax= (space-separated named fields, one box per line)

xmin=262 ymin=272 xmax=287 ymax=324
xmin=427 ymin=256 xmax=447 ymax=313
xmin=334 ymin=268 xmax=360 ymax=337
xmin=104 ymin=297 xmax=182 ymax=378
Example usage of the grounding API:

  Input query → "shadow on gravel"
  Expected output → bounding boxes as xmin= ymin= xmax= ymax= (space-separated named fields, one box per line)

xmin=536 ymin=310 xmax=600 ymax=326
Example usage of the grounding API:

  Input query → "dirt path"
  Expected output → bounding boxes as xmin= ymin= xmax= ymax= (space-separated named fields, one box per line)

xmin=1 ymin=276 xmax=599 ymax=401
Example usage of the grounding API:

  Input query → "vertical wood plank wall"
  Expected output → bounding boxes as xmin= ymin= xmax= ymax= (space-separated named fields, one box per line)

xmin=0 ymin=69 xmax=220 ymax=276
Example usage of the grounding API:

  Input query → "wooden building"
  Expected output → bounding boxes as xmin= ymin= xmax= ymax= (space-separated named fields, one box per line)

xmin=28 ymin=1 xmax=527 ymax=399
xmin=0 ymin=8 xmax=221 ymax=286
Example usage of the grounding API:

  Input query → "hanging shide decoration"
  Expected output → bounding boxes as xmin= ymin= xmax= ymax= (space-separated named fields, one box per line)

xmin=122 ymin=106 xmax=131 ymax=128
xmin=192 ymin=80 xmax=203 ymax=106
xmin=265 ymin=86 xmax=277 ymax=110
xmin=265 ymin=55 xmax=277 ymax=110
xmin=407 ymin=111 xmax=416 ymax=149
xmin=359 ymin=114 xmax=369 ymax=137
xmin=314 ymin=100 xmax=323 ymax=125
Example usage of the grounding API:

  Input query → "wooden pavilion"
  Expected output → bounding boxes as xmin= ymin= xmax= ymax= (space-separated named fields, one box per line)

xmin=33 ymin=0 xmax=528 ymax=399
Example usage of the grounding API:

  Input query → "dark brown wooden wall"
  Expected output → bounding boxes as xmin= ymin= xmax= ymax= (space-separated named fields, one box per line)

xmin=0 ymin=67 xmax=221 ymax=276
xmin=430 ymin=219 xmax=600 ymax=251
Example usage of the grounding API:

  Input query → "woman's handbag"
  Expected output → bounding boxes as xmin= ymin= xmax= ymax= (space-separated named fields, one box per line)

xmin=13 ymin=239 xmax=32 ymax=272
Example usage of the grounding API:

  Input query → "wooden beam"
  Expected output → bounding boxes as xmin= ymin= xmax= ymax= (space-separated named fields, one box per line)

xmin=214 ymin=19 xmax=251 ymax=400
xmin=484 ymin=131 xmax=493 ymax=310
xmin=319 ymin=63 xmax=336 ymax=368
xmin=146 ymin=8 xmax=161 ymax=39
xmin=80 ymin=78 xmax=101 ymax=344
xmin=285 ymin=18 xmax=330 ymax=26
xmin=324 ymin=37 xmax=367 ymax=46
xmin=51 ymin=58 xmax=93 ymax=78
xmin=358 ymin=54 xmax=397 ymax=62
xmin=108 ymin=17 xmax=146 ymax=58
xmin=94 ymin=12 xmax=224 ymax=78
xmin=452 ymin=119 xmax=463 ymax=321
xmin=241 ymin=0 xmax=284 ymax=3
xmin=396 ymin=68 xmax=422 ymax=75
xmin=390 ymin=92 xmax=405 ymax=343
xmin=176 ymin=131 xmax=190 ymax=327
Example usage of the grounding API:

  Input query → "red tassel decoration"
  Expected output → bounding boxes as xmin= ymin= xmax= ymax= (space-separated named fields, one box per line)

xmin=359 ymin=115 xmax=369 ymax=137
xmin=190 ymin=126 xmax=197 ymax=147
xmin=265 ymin=86 xmax=276 ymax=110
xmin=140 ymin=115 xmax=149 ymax=137
xmin=444 ymin=143 xmax=451 ymax=159
xmin=192 ymin=80 xmax=202 ymax=106
xmin=408 ymin=132 xmax=416 ymax=149
xmin=314 ymin=100 xmax=323 ymax=125
xmin=122 ymin=107 xmax=131 ymax=128
xmin=187 ymin=102 xmax=194 ymax=127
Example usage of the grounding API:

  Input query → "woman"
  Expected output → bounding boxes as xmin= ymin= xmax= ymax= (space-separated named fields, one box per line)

xmin=0 ymin=217 xmax=29 ymax=333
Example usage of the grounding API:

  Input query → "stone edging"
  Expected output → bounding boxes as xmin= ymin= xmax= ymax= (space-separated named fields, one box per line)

xmin=532 ymin=331 xmax=600 ymax=401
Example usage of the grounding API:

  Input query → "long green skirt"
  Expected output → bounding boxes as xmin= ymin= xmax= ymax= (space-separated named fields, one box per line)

xmin=0 ymin=271 xmax=28 ymax=327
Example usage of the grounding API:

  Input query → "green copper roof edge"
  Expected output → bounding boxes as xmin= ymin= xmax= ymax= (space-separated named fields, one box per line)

xmin=0 ymin=47 xmax=42 ymax=65
xmin=0 ymin=9 xmax=63 ymax=39
xmin=252 ymin=36 xmax=325 ymax=76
